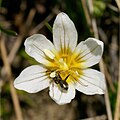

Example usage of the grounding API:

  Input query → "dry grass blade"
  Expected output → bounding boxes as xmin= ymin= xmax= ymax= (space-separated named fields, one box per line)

xmin=81 ymin=0 xmax=92 ymax=32
xmin=87 ymin=0 xmax=113 ymax=120
xmin=82 ymin=114 xmax=107 ymax=120
xmin=115 ymin=0 xmax=120 ymax=10
xmin=30 ymin=12 xmax=55 ymax=35
xmin=113 ymin=6 xmax=120 ymax=120
xmin=30 ymin=7 xmax=60 ymax=35
xmin=1 ymin=36 xmax=23 ymax=120
xmin=114 ymin=64 xmax=120 ymax=119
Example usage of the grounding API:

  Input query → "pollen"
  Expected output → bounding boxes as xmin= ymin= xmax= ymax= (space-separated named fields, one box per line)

xmin=50 ymin=71 xmax=56 ymax=78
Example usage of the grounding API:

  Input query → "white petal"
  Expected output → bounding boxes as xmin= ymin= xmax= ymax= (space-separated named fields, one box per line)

xmin=74 ymin=38 xmax=103 ymax=68
xmin=75 ymin=69 xmax=106 ymax=95
xmin=24 ymin=34 xmax=55 ymax=65
xmin=14 ymin=65 xmax=50 ymax=93
xmin=49 ymin=83 xmax=75 ymax=105
xmin=53 ymin=12 xmax=78 ymax=53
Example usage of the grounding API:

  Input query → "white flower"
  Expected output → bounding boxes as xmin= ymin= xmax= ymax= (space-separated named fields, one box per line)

xmin=14 ymin=12 xmax=106 ymax=105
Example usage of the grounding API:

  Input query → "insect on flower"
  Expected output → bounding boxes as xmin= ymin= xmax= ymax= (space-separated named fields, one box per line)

xmin=14 ymin=12 xmax=106 ymax=105
xmin=50 ymin=71 xmax=69 ymax=92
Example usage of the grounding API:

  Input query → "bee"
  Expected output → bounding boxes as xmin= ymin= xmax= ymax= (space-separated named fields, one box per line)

xmin=50 ymin=72 xmax=70 ymax=91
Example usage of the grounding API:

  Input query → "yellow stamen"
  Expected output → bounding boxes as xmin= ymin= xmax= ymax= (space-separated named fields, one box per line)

xmin=59 ymin=58 xmax=68 ymax=70
xmin=44 ymin=49 xmax=55 ymax=59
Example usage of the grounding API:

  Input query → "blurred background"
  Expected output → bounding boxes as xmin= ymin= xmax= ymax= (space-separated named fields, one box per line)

xmin=0 ymin=0 xmax=119 ymax=120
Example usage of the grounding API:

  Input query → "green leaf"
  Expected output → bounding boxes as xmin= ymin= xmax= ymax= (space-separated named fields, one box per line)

xmin=93 ymin=0 xmax=106 ymax=17
xmin=0 ymin=0 xmax=2 ymax=7
xmin=45 ymin=22 xmax=52 ymax=33
xmin=0 ymin=24 xmax=18 ymax=36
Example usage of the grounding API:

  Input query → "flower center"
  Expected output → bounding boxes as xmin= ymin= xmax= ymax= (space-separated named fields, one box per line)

xmin=43 ymin=49 xmax=82 ymax=83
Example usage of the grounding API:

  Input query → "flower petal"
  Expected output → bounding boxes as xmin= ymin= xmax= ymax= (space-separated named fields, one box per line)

xmin=14 ymin=65 xmax=50 ymax=93
xmin=75 ymin=69 xmax=106 ymax=95
xmin=74 ymin=38 xmax=103 ymax=68
xmin=24 ymin=34 xmax=55 ymax=65
xmin=53 ymin=12 xmax=78 ymax=53
xmin=49 ymin=83 xmax=75 ymax=105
